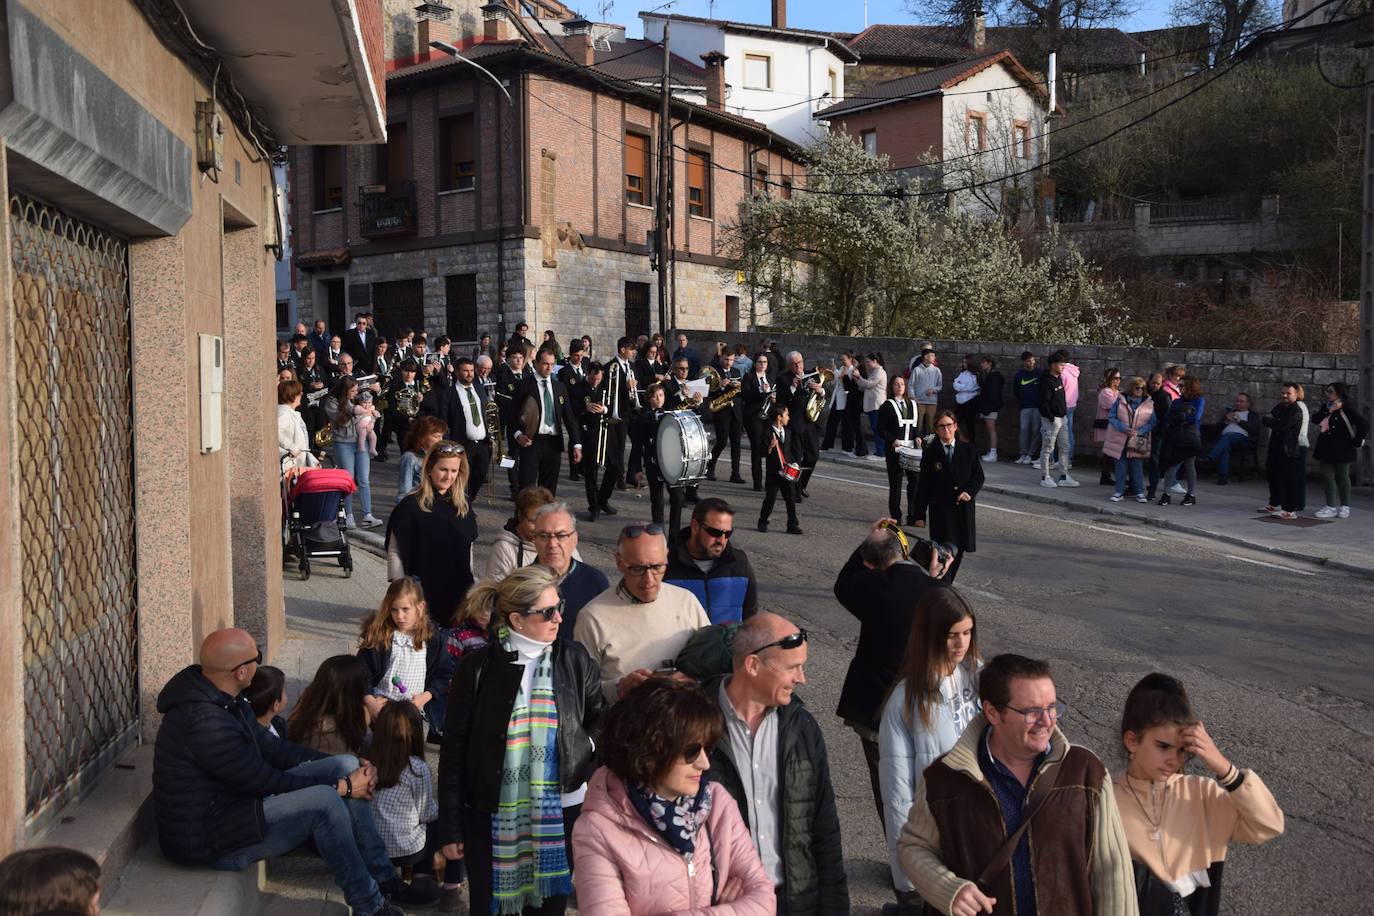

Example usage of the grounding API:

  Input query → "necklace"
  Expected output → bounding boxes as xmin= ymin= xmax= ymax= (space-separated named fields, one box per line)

xmin=1124 ymin=773 xmax=1167 ymax=842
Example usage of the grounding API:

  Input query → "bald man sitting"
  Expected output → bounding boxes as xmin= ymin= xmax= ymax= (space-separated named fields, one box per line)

xmin=152 ymin=628 xmax=436 ymax=916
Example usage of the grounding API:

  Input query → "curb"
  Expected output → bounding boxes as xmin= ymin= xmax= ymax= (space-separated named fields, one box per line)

xmin=816 ymin=451 xmax=1374 ymax=580
xmin=349 ymin=527 xmax=387 ymax=560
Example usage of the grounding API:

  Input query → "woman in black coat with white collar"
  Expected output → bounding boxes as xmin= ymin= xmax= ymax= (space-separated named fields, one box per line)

xmin=912 ymin=409 xmax=985 ymax=553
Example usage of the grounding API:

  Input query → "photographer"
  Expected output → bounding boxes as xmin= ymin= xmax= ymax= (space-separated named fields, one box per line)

xmin=832 ymin=518 xmax=957 ymax=836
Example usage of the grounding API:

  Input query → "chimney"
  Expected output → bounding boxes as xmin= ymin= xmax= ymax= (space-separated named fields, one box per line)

xmin=481 ymin=2 xmax=508 ymax=41
xmin=772 ymin=0 xmax=786 ymax=29
xmin=415 ymin=2 xmax=454 ymax=61
xmin=701 ymin=51 xmax=729 ymax=110
xmin=562 ymin=16 xmax=595 ymax=66
xmin=965 ymin=6 xmax=986 ymax=50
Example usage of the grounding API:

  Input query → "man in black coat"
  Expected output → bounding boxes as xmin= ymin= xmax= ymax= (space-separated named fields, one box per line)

xmin=341 ymin=312 xmax=375 ymax=375
xmin=833 ymin=521 xmax=956 ymax=832
xmin=511 ymin=346 xmax=582 ymax=494
xmin=569 ymin=361 xmax=622 ymax=519
xmin=777 ymin=351 xmax=825 ymax=498
xmin=912 ymin=410 xmax=985 ymax=553
xmin=151 ymin=628 xmax=433 ymax=916
xmin=705 ymin=613 xmax=850 ymax=916
xmin=445 ymin=357 xmax=493 ymax=500
xmin=707 ymin=351 xmax=746 ymax=483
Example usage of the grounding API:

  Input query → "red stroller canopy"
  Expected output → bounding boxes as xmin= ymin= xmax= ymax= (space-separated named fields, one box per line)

xmin=290 ymin=468 xmax=358 ymax=498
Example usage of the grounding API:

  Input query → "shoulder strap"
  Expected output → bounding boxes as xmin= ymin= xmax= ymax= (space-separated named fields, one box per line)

xmin=976 ymin=758 xmax=1064 ymax=891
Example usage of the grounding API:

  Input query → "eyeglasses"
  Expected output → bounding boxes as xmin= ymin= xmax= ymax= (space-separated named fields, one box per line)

xmin=700 ymin=523 xmax=732 ymax=539
xmin=518 ymin=598 xmax=565 ymax=621
xmin=935 ymin=422 xmax=957 ymax=429
xmin=229 ymin=650 xmax=263 ymax=672
xmin=1001 ymin=701 xmax=1066 ymax=724
xmin=625 ymin=562 xmax=669 ymax=577
xmin=621 ymin=522 xmax=665 ymax=539
xmin=751 ymin=629 xmax=807 ymax=655
xmin=532 ymin=530 xmax=576 ymax=543
xmin=682 ymin=742 xmax=714 ymax=763
xmin=434 ymin=442 xmax=465 ymax=456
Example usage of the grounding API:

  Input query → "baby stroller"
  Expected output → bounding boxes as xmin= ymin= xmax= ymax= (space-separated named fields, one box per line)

xmin=284 ymin=467 xmax=357 ymax=580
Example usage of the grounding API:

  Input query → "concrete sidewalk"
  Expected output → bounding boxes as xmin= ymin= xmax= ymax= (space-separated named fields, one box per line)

xmin=821 ymin=447 xmax=1374 ymax=577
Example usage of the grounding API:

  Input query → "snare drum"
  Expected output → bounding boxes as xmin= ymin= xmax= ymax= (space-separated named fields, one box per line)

xmin=657 ymin=410 xmax=710 ymax=486
xmin=779 ymin=462 xmax=802 ymax=482
xmin=896 ymin=445 xmax=923 ymax=472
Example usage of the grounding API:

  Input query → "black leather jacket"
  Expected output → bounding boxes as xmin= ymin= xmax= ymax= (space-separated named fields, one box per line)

xmin=436 ymin=637 xmax=605 ymax=844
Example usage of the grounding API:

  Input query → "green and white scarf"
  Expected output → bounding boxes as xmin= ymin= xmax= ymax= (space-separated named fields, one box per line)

xmin=489 ymin=629 xmax=570 ymax=914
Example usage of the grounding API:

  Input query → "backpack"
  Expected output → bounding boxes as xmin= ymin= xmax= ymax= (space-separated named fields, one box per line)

xmin=674 ymin=623 xmax=741 ymax=680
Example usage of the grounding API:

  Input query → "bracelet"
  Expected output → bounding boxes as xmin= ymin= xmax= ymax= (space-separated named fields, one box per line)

xmin=1216 ymin=765 xmax=1240 ymax=787
xmin=343 ymin=775 xmax=353 ymax=798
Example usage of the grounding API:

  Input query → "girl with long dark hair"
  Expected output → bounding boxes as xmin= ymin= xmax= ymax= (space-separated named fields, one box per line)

xmin=1311 ymin=381 xmax=1368 ymax=519
xmin=287 ymin=655 xmax=378 ymax=755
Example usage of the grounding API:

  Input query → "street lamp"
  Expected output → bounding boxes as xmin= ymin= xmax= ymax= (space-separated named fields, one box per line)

xmin=428 ymin=40 xmax=513 ymax=102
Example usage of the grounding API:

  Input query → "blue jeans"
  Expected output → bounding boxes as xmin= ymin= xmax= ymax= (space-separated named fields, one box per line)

xmin=211 ymin=756 xmax=392 ymax=915
xmin=332 ymin=444 xmax=372 ymax=520
xmin=1207 ymin=432 xmax=1249 ymax=475
xmin=868 ymin=410 xmax=886 ymax=457
xmin=1018 ymin=407 xmax=1039 ymax=456
xmin=1113 ymin=457 xmax=1145 ymax=498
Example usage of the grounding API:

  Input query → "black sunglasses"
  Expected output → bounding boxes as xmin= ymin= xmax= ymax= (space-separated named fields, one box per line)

xmin=518 ymin=597 xmax=566 ymax=622
xmin=752 ymin=629 xmax=807 ymax=655
xmin=434 ymin=441 xmax=465 ymax=456
xmin=700 ymin=523 xmax=732 ymax=539
xmin=231 ymin=650 xmax=263 ymax=672
xmin=621 ymin=522 xmax=665 ymax=539
xmin=682 ymin=742 xmax=715 ymax=763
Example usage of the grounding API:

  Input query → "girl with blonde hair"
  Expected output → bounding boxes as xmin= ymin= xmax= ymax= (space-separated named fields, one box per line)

xmin=385 ymin=442 xmax=477 ymax=629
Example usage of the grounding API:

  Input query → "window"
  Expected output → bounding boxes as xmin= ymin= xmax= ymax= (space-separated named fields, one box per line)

xmin=625 ymin=131 xmax=651 ymax=205
xmin=1012 ymin=120 xmax=1031 ymax=160
xmin=687 ymin=151 xmax=711 ymax=218
xmin=377 ymin=123 xmax=410 ymax=184
xmin=780 ymin=178 xmax=792 ymax=199
xmin=313 ymin=146 xmax=344 ymax=210
xmin=860 ymin=129 xmax=877 ymax=157
xmin=445 ymin=273 xmax=478 ymax=341
xmin=828 ymin=68 xmax=839 ymax=99
xmin=754 ymin=165 xmax=769 ymax=197
xmin=439 ymin=114 xmax=476 ymax=192
xmin=966 ymin=111 xmax=988 ymax=151
xmin=275 ymin=299 xmax=290 ymax=331
xmin=743 ymin=53 xmax=771 ymax=90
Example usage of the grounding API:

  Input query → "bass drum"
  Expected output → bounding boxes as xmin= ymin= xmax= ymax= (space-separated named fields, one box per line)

xmin=657 ymin=410 xmax=710 ymax=486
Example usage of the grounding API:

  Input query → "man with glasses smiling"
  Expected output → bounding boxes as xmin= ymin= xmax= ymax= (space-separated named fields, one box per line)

xmin=664 ymin=498 xmax=759 ymax=624
xmin=898 ymin=654 xmax=1135 ymax=916
xmin=531 ymin=501 xmax=609 ymax=639
xmin=574 ymin=523 xmax=710 ymax=701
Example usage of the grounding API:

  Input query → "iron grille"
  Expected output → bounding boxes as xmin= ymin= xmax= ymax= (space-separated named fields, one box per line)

xmin=10 ymin=192 xmax=139 ymax=828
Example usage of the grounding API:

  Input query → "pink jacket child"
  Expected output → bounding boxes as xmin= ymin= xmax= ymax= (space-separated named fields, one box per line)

xmin=572 ymin=768 xmax=777 ymax=916
xmin=1061 ymin=362 xmax=1081 ymax=411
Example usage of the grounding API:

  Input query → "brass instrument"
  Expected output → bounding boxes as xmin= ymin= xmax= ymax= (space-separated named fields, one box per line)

xmin=802 ymin=367 xmax=834 ymax=424
xmin=313 ymin=424 xmax=333 ymax=448
xmin=484 ymin=394 xmax=505 ymax=464
xmin=395 ymin=384 xmax=423 ymax=419
xmin=593 ymin=360 xmax=623 ymax=468
xmin=706 ymin=368 xmax=742 ymax=413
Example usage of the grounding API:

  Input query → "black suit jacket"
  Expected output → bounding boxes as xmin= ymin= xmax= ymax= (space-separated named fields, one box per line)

xmin=776 ymin=370 xmax=817 ymax=428
xmin=342 ymin=328 xmax=375 ymax=374
xmin=877 ymin=398 xmax=920 ymax=449
xmin=741 ymin=371 xmax=776 ymax=420
xmin=913 ymin=439 xmax=984 ymax=552
xmin=762 ymin=425 xmax=801 ymax=474
xmin=711 ymin=367 xmax=745 ymax=423
xmin=445 ymin=383 xmax=492 ymax=451
xmin=512 ymin=374 xmax=581 ymax=452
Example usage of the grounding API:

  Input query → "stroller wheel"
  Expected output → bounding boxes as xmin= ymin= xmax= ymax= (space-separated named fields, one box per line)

xmin=342 ymin=567 xmax=352 ymax=578
xmin=299 ymin=558 xmax=311 ymax=580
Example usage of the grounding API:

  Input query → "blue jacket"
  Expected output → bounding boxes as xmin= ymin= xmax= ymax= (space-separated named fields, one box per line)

xmin=1012 ymin=369 xmax=1041 ymax=408
xmin=664 ymin=528 xmax=758 ymax=624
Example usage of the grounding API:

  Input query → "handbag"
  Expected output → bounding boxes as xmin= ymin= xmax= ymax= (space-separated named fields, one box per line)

xmin=1128 ymin=433 xmax=1149 ymax=453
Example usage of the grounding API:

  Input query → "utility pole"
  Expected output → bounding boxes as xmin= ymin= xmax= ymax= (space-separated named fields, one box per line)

xmin=656 ymin=21 xmax=671 ymax=337
xmin=1360 ymin=51 xmax=1373 ymax=484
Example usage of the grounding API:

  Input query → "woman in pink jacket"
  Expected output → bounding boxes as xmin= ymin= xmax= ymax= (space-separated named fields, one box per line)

xmin=572 ymin=678 xmax=775 ymax=916
xmin=1094 ymin=367 xmax=1122 ymax=486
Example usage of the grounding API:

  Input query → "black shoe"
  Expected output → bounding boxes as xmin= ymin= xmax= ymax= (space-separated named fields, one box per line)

xmin=599 ymin=503 xmax=618 ymax=516
xmin=799 ymin=489 xmax=810 ymax=500
xmin=425 ymin=728 xmax=442 ymax=746
xmin=757 ymin=520 xmax=768 ymax=532
xmin=1145 ymin=487 xmax=1156 ymax=501
xmin=375 ymin=452 xmax=389 ymax=462
xmin=786 ymin=525 xmax=804 ymax=535
xmin=729 ymin=475 xmax=746 ymax=484
xmin=1216 ymin=474 xmax=1228 ymax=486
xmin=1181 ymin=494 xmax=1196 ymax=506
xmin=752 ymin=483 xmax=762 ymax=492
xmin=685 ymin=492 xmax=700 ymax=504
xmin=1158 ymin=493 xmax=1171 ymax=506
xmin=905 ymin=516 xmax=917 ymax=527
xmin=615 ymin=480 xmax=627 ymax=490
xmin=706 ymin=469 xmax=718 ymax=481
xmin=368 ymin=904 xmax=406 ymax=916
xmin=570 ymin=472 xmax=582 ymax=481
xmin=1099 ymin=473 xmax=1114 ymax=486
xmin=381 ymin=876 xmax=439 ymax=908
xmin=587 ymin=508 xmax=599 ymax=522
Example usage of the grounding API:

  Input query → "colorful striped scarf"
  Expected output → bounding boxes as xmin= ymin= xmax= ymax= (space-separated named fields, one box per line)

xmin=490 ymin=632 xmax=570 ymax=914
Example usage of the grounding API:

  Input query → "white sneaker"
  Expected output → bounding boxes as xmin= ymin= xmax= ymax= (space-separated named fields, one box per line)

xmin=1339 ymin=506 xmax=1351 ymax=518
xmin=1057 ymin=475 xmax=1081 ymax=488
xmin=360 ymin=514 xmax=382 ymax=528
xmin=866 ymin=454 xmax=884 ymax=462
xmin=1169 ymin=483 xmax=1186 ymax=495
xmin=1040 ymin=476 xmax=1059 ymax=488
xmin=1016 ymin=455 xmax=1031 ymax=464
xmin=1109 ymin=494 xmax=1123 ymax=502
xmin=1314 ymin=506 xmax=1339 ymax=519
xmin=1135 ymin=494 xmax=1148 ymax=503
xmin=981 ymin=450 xmax=998 ymax=463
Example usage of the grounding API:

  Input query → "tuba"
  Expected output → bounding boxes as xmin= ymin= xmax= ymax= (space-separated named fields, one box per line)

xmin=804 ymin=367 xmax=834 ymax=424
xmin=396 ymin=385 xmax=423 ymax=419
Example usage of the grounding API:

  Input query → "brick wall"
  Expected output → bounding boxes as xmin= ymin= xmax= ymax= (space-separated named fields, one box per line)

xmin=829 ymin=98 xmax=944 ymax=169
xmin=685 ymin=329 xmax=1360 ymax=461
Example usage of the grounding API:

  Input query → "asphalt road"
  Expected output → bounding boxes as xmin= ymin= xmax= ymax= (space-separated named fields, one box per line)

xmin=561 ymin=458 xmax=1374 ymax=916
xmin=290 ymin=452 xmax=1374 ymax=916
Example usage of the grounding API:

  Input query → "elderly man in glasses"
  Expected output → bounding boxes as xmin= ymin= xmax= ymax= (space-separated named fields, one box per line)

xmin=703 ymin=613 xmax=850 ymax=916
xmin=664 ymin=497 xmax=758 ymax=625
xmin=573 ymin=522 xmax=710 ymax=701
xmin=531 ymin=500 xmax=609 ymax=640
xmin=152 ymin=628 xmax=437 ymax=916
xmin=898 ymin=654 xmax=1135 ymax=916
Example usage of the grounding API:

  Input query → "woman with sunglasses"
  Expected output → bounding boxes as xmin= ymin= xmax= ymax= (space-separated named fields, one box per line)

xmin=574 ymin=677 xmax=774 ymax=915
xmin=385 ymin=440 xmax=477 ymax=629
xmin=911 ymin=409 xmax=984 ymax=556
xmin=1094 ymin=368 xmax=1123 ymax=487
xmin=437 ymin=565 xmax=605 ymax=916
xmin=1103 ymin=376 xmax=1156 ymax=503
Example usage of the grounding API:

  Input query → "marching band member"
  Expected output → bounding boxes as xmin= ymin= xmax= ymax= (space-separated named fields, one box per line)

xmin=510 ymin=347 xmax=582 ymax=496
xmin=325 ymin=335 xmax=343 ymax=380
xmin=570 ymin=361 xmax=623 ymax=520
xmin=493 ymin=347 xmax=526 ymax=497
xmin=635 ymin=383 xmax=672 ymax=527
xmin=778 ymin=351 xmax=825 ymax=499
xmin=663 ymin=357 xmax=704 ymax=510
xmin=385 ymin=359 xmax=423 ymax=458
xmin=371 ymin=338 xmax=393 ymax=461
xmin=444 ymin=357 xmax=492 ymax=501
xmin=911 ymin=408 xmax=983 ymax=561
xmin=742 ymin=351 xmax=775 ymax=491
xmin=275 ymin=341 xmax=294 ymax=375
xmin=879 ymin=375 xmax=923 ymax=524
xmin=758 ymin=403 xmax=803 ymax=535
xmin=629 ymin=340 xmax=667 ymax=486
xmin=609 ymin=337 xmax=640 ymax=488
xmin=706 ymin=350 xmax=745 ymax=483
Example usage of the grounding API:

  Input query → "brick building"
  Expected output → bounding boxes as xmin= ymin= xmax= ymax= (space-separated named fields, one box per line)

xmin=288 ymin=9 xmax=806 ymax=345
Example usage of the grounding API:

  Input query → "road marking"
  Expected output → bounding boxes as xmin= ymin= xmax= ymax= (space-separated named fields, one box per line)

xmin=809 ymin=472 xmax=887 ymax=491
xmin=1224 ymin=554 xmax=1316 ymax=576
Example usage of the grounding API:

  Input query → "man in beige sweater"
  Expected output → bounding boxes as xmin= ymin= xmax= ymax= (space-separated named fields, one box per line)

xmin=898 ymin=654 xmax=1137 ymax=916
xmin=574 ymin=523 xmax=711 ymax=701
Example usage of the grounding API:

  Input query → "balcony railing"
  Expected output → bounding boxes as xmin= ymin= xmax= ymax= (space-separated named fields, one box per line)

xmin=359 ymin=180 xmax=417 ymax=238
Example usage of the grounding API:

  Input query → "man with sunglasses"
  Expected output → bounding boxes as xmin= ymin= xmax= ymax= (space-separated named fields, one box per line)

xmin=153 ymin=628 xmax=436 ymax=916
xmin=704 ymin=613 xmax=850 ymax=915
xmin=898 ymin=654 xmax=1135 ymax=916
xmin=664 ymin=498 xmax=758 ymax=625
xmin=573 ymin=523 xmax=710 ymax=702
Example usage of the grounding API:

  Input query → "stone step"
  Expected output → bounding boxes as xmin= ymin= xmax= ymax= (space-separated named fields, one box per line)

xmin=101 ymin=842 xmax=266 ymax=916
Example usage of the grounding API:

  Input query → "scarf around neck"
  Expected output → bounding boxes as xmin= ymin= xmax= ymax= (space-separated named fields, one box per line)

xmin=626 ymin=778 xmax=713 ymax=856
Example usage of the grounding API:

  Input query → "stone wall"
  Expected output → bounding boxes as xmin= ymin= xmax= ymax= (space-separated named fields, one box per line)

xmin=685 ymin=329 xmax=1360 ymax=462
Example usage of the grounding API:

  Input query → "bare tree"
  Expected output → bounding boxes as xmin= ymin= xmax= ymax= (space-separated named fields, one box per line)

xmin=1168 ymin=0 xmax=1277 ymax=61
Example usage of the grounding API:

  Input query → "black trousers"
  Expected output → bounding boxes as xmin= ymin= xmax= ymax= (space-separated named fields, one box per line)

xmin=794 ymin=422 xmax=820 ymax=491
xmin=821 ymin=403 xmax=867 ymax=455
xmin=746 ymin=416 xmax=768 ymax=487
xmin=464 ymin=441 xmax=492 ymax=502
xmin=626 ymin=422 xmax=643 ymax=482
xmin=385 ymin=410 xmax=411 ymax=454
xmin=859 ymin=735 xmax=886 ymax=834
xmin=955 ymin=399 xmax=980 ymax=445
xmin=885 ymin=453 xmax=919 ymax=521
xmin=517 ymin=435 xmax=564 ymax=495
xmin=760 ymin=472 xmax=798 ymax=528
xmin=582 ymin=431 xmax=622 ymax=510
xmin=709 ymin=409 xmax=743 ymax=476
xmin=460 ymin=805 xmax=575 ymax=916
